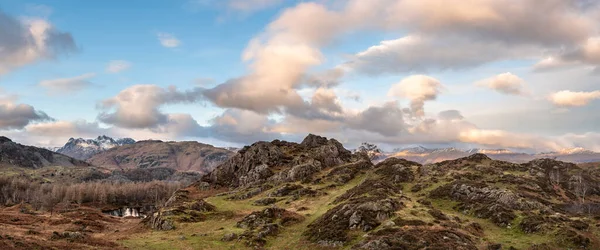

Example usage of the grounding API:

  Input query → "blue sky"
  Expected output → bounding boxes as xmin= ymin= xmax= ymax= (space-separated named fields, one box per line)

xmin=1 ymin=0 xmax=600 ymax=151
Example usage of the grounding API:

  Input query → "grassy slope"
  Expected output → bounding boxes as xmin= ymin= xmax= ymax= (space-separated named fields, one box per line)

xmin=120 ymin=163 xmax=599 ymax=250
xmin=121 ymin=172 xmax=369 ymax=250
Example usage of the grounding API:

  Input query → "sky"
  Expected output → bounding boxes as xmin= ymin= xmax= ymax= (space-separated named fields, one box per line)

xmin=1 ymin=0 xmax=600 ymax=152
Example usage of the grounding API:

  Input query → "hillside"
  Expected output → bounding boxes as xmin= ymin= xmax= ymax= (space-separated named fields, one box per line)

xmin=125 ymin=134 xmax=600 ymax=250
xmin=87 ymin=140 xmax=234 ymax=174
xmin=0 ymin=136 xmax=91 ymax=169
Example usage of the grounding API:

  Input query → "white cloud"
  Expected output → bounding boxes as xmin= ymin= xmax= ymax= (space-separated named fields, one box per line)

xmin=106 ymin=60 xmax=132 ymax=73
xmin=0 ymin=11 xmax=76 ymax=76
xmin=549 ymin=90 xmax=600 ymax=107
xmin=475 ymin=72 xmax=529 ymax=96
xmin=157 ymin=32 xmax=181 ymax=48
xmin=388 ymin=75 xmax=443 ymax=117
xmin=98 ymin=85 xmax=202 ymax=128
xmin=38 ymin=73 xmax=95 ymax=94
xmin=345 ymin=35 xmax=539 ymax=75
xmin=26 ymin=120 xmax=106 ymax=137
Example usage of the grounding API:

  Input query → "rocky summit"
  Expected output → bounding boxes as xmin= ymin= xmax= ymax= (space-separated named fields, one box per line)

xmin=56 ymin=135 xmax=136 ymax=160
xmin=135 ymin=135 xmax=600 ymax=249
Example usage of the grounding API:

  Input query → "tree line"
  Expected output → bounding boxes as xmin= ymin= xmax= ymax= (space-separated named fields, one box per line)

xmin=0 ymin=176 xmax=188 ymax=213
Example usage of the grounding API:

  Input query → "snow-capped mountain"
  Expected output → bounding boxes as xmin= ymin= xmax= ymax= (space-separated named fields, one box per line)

xmin=389 ymin=146 xmax=600 ymax=164
xmin=56 ymin=135 xmax=136 ymax=160
xmin=554 ymin=147 xmax=596 ymax=155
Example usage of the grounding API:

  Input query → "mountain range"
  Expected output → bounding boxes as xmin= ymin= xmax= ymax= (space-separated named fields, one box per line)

xmin=360 ymin=145 xmax=600 ymax=164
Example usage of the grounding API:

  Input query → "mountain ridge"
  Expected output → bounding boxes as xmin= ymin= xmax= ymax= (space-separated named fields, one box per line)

xmin=87 ymin=140 xmax=235 ymax=174
xmin=0 ymin=136 xmax=91 ymax=169
xmin=55 ymin=135 xmax=136 ymax=160
xmin=386 ymin=145 xmax=600 ymax=164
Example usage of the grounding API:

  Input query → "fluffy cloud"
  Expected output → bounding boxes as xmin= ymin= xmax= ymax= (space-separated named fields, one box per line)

xmin=389 ymin=0 xmax=594 ymax=46
xmin=26 ymin=120 xmax=106 ymax=136
xmin=201 ymin=1 xmax=386 ymax=113
xmin=344 ymin=0 xmax=599 ymax=74
xmin=548 ymin=90 xmax=600 ymax=107
xmin=347 ymin=102 xmax=407 ymax=136
xmin=208 ymin=109 xmax=280 ymax=143
xmin=476 ymin=73 xmax=529 ymax=96
xmin=388 ymin=75 xmax=443 ymax=117
xmin=157 ymin=32 xmax=181 ymax=48
xmin=106 ymin=60 xmax=132 ymax=73
xmin=98 ymin=85 xmax=202 ymax=128
xmin=0 ymin=10 xmax=76 ymax=75
xmin=0 ymin=92 xmax=53 ymax=130
xmin=345 ymin=35 xmax=538 ymax=75
xmin=38 ymin=73 xmax=95 ymax=94
xmin=203 ymin=0 xmax=599 ymax=118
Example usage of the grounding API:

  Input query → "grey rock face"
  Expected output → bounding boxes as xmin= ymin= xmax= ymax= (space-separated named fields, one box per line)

xmin=144 ymin=212 xmax=175 ymax=231
xmin=202 ymin=134 xmax=355 ymax=189
xmin=449 ymin=183 xmax=546 ymax=211
xmin=56 ymin=135 xmax=136 ymax=160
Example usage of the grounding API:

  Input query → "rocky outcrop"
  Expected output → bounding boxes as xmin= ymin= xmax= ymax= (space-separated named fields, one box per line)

xmin=306 ymin=164 xmax=406 ymax=245
xmin=202 ymin=134 xmax=356 ymax=188
xmin=144 ymin=212 xmax=175 ymax=231
xmin=431 ymin=181 xmax=547 ymax=212
xmin=430 ymin=181 xmax=547 ymax=227
xmin=305 ymin=196 xmax=403 ymax=245
xmin=232 ymin=207 xmax=304 ymax=247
